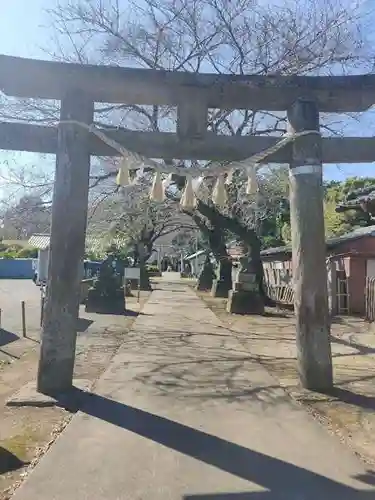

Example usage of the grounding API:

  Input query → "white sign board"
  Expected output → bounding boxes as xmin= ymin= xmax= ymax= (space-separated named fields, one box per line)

xmin=124 ymin=267 xmax=141 ymax=280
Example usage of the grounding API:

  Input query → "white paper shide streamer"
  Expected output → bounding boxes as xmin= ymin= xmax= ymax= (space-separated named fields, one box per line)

xmin=192 ymin=176 xmax=204 ymax=194
xmin=150 ymin=171 xmax=165 ymax=202
xmin=246 ymin=166 xmax=258 ymax=195
xmin=225 ymin=169 xmax=234 ymax=185
xmin=116 ymin=158 xmax=130 ymax=187
xmin=59 ymin=122 xmax=318 ymax=185
xmin=212 ymin=175 xmax=227 ymax=207
xmin=134 ymin=166 xmax=145 ymax=183
xmin=99 ymin=126 xmax=319 ymax=203
xmin=180 ymin=176 xmax=196 ymax=210
xmin=162 ymin=173 xmax=174 ymax=190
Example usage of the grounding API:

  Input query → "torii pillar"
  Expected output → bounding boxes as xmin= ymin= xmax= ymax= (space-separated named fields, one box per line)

xmin=37 ymin=90 xmax=94 ymax=394
xmin=287 ymin=98 xmax=333 ymax=391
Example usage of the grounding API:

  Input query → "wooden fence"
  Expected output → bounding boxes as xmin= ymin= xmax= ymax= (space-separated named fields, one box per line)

xmin=264 ymin=261 xmax=346 ymax=315
xmin=365 ymin=276 xmax=375 ymax=321
xmin=265 ymin=284 xmax=294 ymax=307
xmin=263 ymin=266 xmax=294 ymax=306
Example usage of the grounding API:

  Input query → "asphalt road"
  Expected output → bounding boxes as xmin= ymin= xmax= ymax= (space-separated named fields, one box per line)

xmin=0 ymin=279 xmax=41 ymax=342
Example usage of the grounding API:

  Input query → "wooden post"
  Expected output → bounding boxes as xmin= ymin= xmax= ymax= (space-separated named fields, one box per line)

xmin=327 ymin=259 xmax=338 ymax=317
xmin=21 ymin=301 xmax=26 ymax=338
xmin=37 ymin=89 xmax=94 ymax=394
xmin=177 ymin=89 xmax=207 ymax=140
xmin=287 ymin=98 xmax=333 ymax=391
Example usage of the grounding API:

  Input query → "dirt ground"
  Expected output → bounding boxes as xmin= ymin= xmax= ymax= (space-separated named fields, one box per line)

xmin=0 ymin=281 xmax=150 ymax=500
xmin=198 ymin=291 xmax=375 ymax=466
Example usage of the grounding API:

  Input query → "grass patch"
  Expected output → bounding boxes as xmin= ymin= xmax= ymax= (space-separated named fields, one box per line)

xmin=1 ymin=427 xmax=40 ymax=463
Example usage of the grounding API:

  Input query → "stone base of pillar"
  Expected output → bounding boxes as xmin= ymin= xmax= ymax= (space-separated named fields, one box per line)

xmin=196 ymin=276 xmax=213 ymax=291
xmin=85 ymin=288 xmax=126 ymax=314
xmin=80 ymin=279 xmax=94 ymax=304
xmin=7 ymin=379 xmax=92 ymax=407
xmin=211 ymin=279 xmax=230 ymax=298
xmin=124 ymin=282 xmax=133 ymax=297
xmin=227 ymin=290 xmax=265 ymax=315
xmin=129 ymin=279 xmax=139 ymax=290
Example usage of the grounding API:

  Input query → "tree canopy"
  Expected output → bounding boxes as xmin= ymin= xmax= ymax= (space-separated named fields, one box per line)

xmin=269 ymin=176 xmax=375 ymax=247
xmin=324 ymin=177 xmax=375 ymax=238
xmin=0 ymin=0 xmax=373 ymax=297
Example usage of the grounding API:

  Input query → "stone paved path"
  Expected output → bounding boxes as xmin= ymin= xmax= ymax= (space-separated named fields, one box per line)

xmin=11 ymin=281 xmax=375 ymax=499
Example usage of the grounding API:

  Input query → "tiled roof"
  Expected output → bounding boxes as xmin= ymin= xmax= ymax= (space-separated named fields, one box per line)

xmin=260 ymin=225 xmax=375 ymax=257
xmin=28 ymin=234 xmax=50 ymax=250
xmin=184 ymin=249 xmax=207 ymax=260
xmin=28 ymin=234 xmax=128 ymax=252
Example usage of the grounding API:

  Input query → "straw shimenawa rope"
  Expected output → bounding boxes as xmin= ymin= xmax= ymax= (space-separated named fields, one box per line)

xmin=58 ymin=120 xmax=320 ymax=206
xmin=58 ymin=120 xmax=320 ymax=177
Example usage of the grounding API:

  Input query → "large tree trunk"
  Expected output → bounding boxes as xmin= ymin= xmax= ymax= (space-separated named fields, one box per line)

xmin=190 ymin=213 xmax=232 ymax=296
xmin=139 ymin=261 xmax=151 ymax=291
xmin=208 ymin=227 xmax=232 ymax=297
xmin=196 ymin=254 xmax=215 ymax=291
xmin=134 ymin=242 xmax=152 ymax=291
xmin=196 ymin=201 xmax=266 ymax=299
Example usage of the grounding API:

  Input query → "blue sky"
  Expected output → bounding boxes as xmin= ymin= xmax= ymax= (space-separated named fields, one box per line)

xmin=0 ymin=0 xmax=375 ymax=186
xmin=0 ymin=1 xmax=49 ymax=58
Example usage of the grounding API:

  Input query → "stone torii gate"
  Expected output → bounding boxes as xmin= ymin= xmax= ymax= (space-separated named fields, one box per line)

xmin=1 ymin=55 xmax=375 ymax=394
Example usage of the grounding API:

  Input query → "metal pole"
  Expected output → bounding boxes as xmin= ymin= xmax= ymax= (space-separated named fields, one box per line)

xmin=195 ymin=232 xmax=199 ymax=277
xmin=21 ymin=301 xmax=26 ymax=338
xmin=40 ymin=293 xmax=45 ymax=327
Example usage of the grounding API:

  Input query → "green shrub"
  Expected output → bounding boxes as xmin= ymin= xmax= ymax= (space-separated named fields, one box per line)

xmin=1 ymin=252 xmax=16 ymax=259
xmin=16 ymin=247 xmax=38 ymax=258
xmin=146 ymin=265 xmax=160 ymax=273
xmin=5 ymin=244 xmax=23 ymax=253
xmin=85 ymin=251 xmax=103 ymax=261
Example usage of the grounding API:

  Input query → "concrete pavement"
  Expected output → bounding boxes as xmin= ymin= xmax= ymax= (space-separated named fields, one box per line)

xmin=11 ymin=281 xmax=375 ymax=499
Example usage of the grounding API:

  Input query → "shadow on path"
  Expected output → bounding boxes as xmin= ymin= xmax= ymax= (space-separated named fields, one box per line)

xmin=299 ymin=387 xmax=375 ymax=412
xmin=327 ymin=387 xmax=375 ymax=411
xmin=76 ymin=318 xmax=94 ymax=332
xmin=0 ymin=328 xmax=18 ymax=347
xmin=85 ymin=310 xmax=148 ymax=317
xmin=331 ymin=335 xmax=375 ymax=358
xmin=0 ymin=447 xmax=27 ymax=474
xmin=56 ymin=388 xmax=374 ymax=499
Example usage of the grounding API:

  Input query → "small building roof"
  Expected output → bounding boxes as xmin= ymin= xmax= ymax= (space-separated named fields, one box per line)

xmin=185 ymin=241 xmax=245 ymax=262
xmin=184 ymin=249 xmax=207 ymax=260
xmin=28 ymin=234 xmax=50 ymax=250
xmin=261 ymin=225 xmax=375 ymax=258
xmin=28 ymin=234 xmax=128 ymax=252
